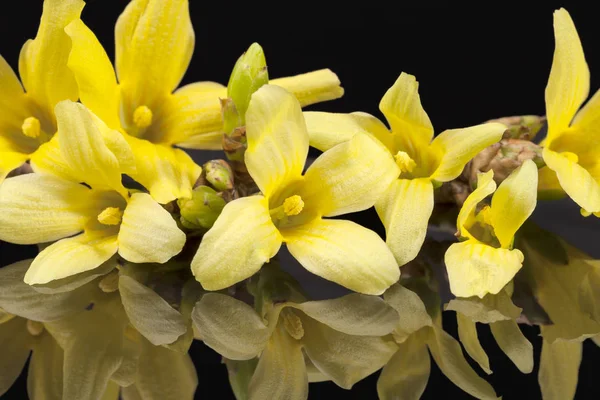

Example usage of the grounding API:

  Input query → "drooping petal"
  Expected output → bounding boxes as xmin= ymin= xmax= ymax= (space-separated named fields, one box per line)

xmin=383 ymin=284 xmax=432 ymax=342
xmin=490 ymin=160 xmax=538 ymax=248
xmin=429 ymin=123 xmax=505 ymax=182
xmin=283 ymin=218 xmax=399 ymax=295
xmin=445 ymin=290 xmax=522 ymax=324
xmin=18 ymin=0 xmax=83 ymax=125
xmin=27 ymin=332 xmax=64 ymax=400
xmin=456 ymin=170 xmax=496 ymax=237
xmin=377 ymin=337 xmax=431 ymax=400
xmin=124 ymin=136 xmax=202 ymax=204
xmin=64 ymin=19 xmax=121 ymax=130
xmin=25 ymin=231 xmax=119 ymax=285
xmin=0 ymin=151 xmax=29 ymax=182
xmin=543 ymin=147 xmax=600 ymax=213
xmin=270 ymin=69 xmax=344 ymax=108
xmin=301 ymin=133 xmax=399 ymax=217
xmin=0 ymin=173 xmax=93 ymax=244
xmin=118 ymin=193 xmax=186 ymax=263
xmin=191 ymin=293 xmax=270 ymax=360
xmin=119 ymin=275 xmax=187 ymax=345
xmin=379 ymin=72 xmax=434 ymax=158
xmin=225 ymin=358 xmax=259 ymax=400
xmin=456 ymin=313 xmax=492 ymax=374
xmin=538 ymin=334 xmax=582 ymax=400
xmin=245 ymin=85 xmax=308 ymax=197
xmin=294 ymin=293 xmax=399 ymax=336
xmin=489 ymin=319 xmax=534 ymax=374
xmin=545 ymin=8 xmax=590 ymax=142
xmin=191 ymin=196 xmax=282 ymax=290
xmin=0 ymin=317 xmax=33 ymax=397
xmin=375 ymin=178 xmax=434 ymax=266
xmin=445 ymin=241 xmax=524 ymax=298
xmin=247 ymin=326 xmax=308 ymax=400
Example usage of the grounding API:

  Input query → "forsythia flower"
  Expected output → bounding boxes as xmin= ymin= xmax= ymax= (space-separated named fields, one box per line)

xmin=0 ymin=0 xmax=83 ymax=182
xmin=0 ymin=101 xmax=186 ymax=285
xmin=304 ymin=72 xmax=506 ymax=266
xmin=192 ymin=85 xmax=400 ymax=295
xmin=539 ymin=8 xmax=600 ymax=216
xmin=444 ymin=160 xmax=538 ymax=298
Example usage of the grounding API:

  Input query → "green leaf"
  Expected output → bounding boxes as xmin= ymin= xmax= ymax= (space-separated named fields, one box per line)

xmin=445 ymin=289 xmax=522 ymax=323
xmin=539 ymin=330 xmax=582 ymax=400
xmin=456 ymin=313 xmax=491 ymax=374
xmin=490 ymin=319 xmax=533 ymax=373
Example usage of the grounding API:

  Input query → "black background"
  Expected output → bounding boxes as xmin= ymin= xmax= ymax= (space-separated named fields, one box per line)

xmin=1 ymin=1 xmax=600 ymax=399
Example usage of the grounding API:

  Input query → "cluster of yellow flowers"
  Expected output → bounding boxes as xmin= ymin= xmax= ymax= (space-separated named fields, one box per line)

xmin=0 ymin=1 xmax=599 ymax=400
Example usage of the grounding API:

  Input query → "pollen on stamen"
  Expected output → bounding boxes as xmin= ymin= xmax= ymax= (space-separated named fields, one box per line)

xmin=281 ymin=309 xmax=305 ymax=340
xmin=98 ymin=207 xmax=123 ymax=226
xmin=133 ymin=105 xmax=153 ymax=129
xmin=21 ymin=116 xmax=41 ymax=139
xmin=283 ymin=195 xmax=304 ymax=216
xmin=394 ymin=151 xmax=417 ymax=173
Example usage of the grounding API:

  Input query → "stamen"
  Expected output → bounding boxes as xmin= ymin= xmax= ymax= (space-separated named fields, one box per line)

xmin=133 ymin=105 xmax=153 ymax=129
xmin=21 ymin=116 xmax=41 ymax=139
xmin=283 ymin=195 xmax=304 ymax=216
xmin=98 ymin=207 xmax=123 ymax=226
xmin=27 ymin=320 xmax=45 ymax=336
xmin=394 ymin=151 xmax=417 ymax=173
xmin=281 ymin=309 xmax=304 ymax=340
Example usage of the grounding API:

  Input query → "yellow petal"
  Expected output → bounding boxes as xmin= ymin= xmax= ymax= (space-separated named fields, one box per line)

xmin=490 ymin=160 xmax=538 ymax=248
xmin=245 ymin=85 xmax=308 ymax=197
xmin=25 ymin=231 xmax=119 ymax=285
xmin=489 ymin=319 xmax=534 ymax=374
xmin=27 ymin=332 xmax=64 ymax=400
xmin=456 ymin=313 xmax=492 ymax=374
xmin=30 ymin=135 xmax=78 ymax=182
xmin=191 ymin=293 xmax=270 ymax=360
xmin=445 ymin=241 xmax=524 ymax=298
xmin=225 ymin=358 xmax=259 ymax=400
xmin=377 ymin=337 xmax=430 ymax=400
xmin=124 ymin=136 xmax=202 ymax=204
xmin=247 ymin=326 xmax=308 ymax=400
xmin=445 ymin=290 xmax=522 ymax=324
xmin=153 ymin=81 xmax=226 ymax=148
xmin=539 ymin=335 xmax=582 ymax=400
xmin=270 ymin=69 xmax=344 ymax=108
xmin=456 ymin=170 xmax=496 ymax=238
xmin=375 ymin=178 xmax=434 ymax=266
xmin=429 ymin=123 xmax=505 ymax=182
xmin=573 ymin=87 xmax=600 ymax=129
xmin=379 ymin=72 xmax=433 ymax=158
xmin=301 ymin=133 xmax=399 ymax=217
xmin=283 ymin=218 xmax=399 ymax=295
xmin=0 ymin=317 xmax=33 ymax=397
xmin=18 ymin=0 xmax=83 ymax=125
xmin=100 ymin=382 xmax=121 ymax=400
xmin=0 ymin=174 xmax=93 ymax=244
xmin=191 ymin=196 xmax=282 ymax=290
xmin=115 ymin=0 xmax=194 ymax=129
xmin=543 ymin=147 xmax=600 ymax=213
xmin=537 ymin=165 xmax=566 ymax=200
xmin=64 ymin=19 xmax=121 ymax=129
xmin=0 ymin=151 xmax=29 ymax=183
xmin=545 ymin=8 xmax=590 ymax=142
xmin=118 ymin=193 xmax=186 ymax=263
xmin=383 ymin=284 xmax=433 ymax=341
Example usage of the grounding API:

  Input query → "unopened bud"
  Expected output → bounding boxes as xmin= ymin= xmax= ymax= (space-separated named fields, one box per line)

xmin=204 ymin=160 xmax=234 ymax=191
xmin=178 ymin=186 xmax=226 ymax=229
xmin=486 ymin=115 xmax=546 ymax=140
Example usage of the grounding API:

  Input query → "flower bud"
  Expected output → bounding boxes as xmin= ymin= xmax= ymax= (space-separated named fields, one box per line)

xmin=204 ymin=160 xmax=234 ymax=191
xmin=486 ymin=115 xmax=546 ymax=140
xmin=178 ymin=186 xmax=226 ymax=230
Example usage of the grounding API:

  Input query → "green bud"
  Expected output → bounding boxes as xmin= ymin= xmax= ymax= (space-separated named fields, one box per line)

xmin=226 ymin=42 xmax=269 ymax=126
xmin=177 ymin=186 xmax=226 ymax=230
xmin=204 ymin=160 xmax=234 ymax=191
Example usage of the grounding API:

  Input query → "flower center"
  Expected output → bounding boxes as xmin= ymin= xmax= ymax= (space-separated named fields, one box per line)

xmin=270 ymin=195 xmax=304 ymax=221
xmin=97 ymin=207 xmax=123 ymax=226
xmin=21 ymin=116 xmax=41 ymax=139
xmin=281 ymin=309 xmax=304 ymax=340
xmin=133 ymin=105 xmax=153 ymax=129
xmin=466 ymin=205 xmax=501 ymax=247
xmin=394 ymin=151 xmax=417 ymax=174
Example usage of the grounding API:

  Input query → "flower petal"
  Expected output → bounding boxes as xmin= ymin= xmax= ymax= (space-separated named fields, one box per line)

xmin=191 ymin=293 xmax=270 ymax=360
xmin=302 ymin=133 xmax=399 ymax=217
xmin=490 ymin=160 xmax=538 ymax=248
xmin=383 ymin=284 xmax=432 ymax=342
xmin=245 ymin=85 xmax=308 ymax=197
xmin=456 ymin=170 xmax=496 ymax=238
xmin=377 ymin=337 xmax=430 ymax=400
xmin=115 ymin=0 xmax=193 ymax=128
xmin=0 ymin=151 xmax=29 ymax=183
xmin=118 ymin=193 xmax=186 ymax=263
xmin=0 ymin=173 xmax=93 ymax=244
xmin=456 ymin=313 xmax=492 ymax=374
xmin=0 ymin=317 xmax=33 ymax=397
xmin=225 ymin=358 xmax=259 ymax=400
xmin=375 ymin=178 xmax=434 ymax=266
xmin=294 ymin=293 xmax=399 ymax=336
xmin=0 ymin=54 xmax=31 ymax=139
xmin=543 ymin=147 xmax=600 ymax=213
xmin=247 ymin=326 xmax=308 ymax=400
xmin=18 ymin=0 xmax=83 ymax=125
xmin=270 ymin=69 xmax=343 ymax=108
xmin=27 ymin=332 xmax=64 ymax=400
xmin=283 ymin=218 xmax=399 ymax=295
xmin=539 ymin=334 xmax=582 ymax=400
xmin=490 ymin=319 xmax=534 ymax=374
xmin=445 ymin=241 xmax=524 ymax=298
xmin=445 ymin=290 xmax=522 ymax=324
xmin=545 ymin=8 xmax=590 ymax=142
xmin=119 ymin=275 xmax=187 ymax=346
xmin=379 ymin=72 xmax=433 ymax=158
xmin=25 ymin=231 xmax=118 ymax=285
xmin=64 ymin=19 xmax=121 ymax=130
xmin=429 ymin=123 xmax=505 ymax=182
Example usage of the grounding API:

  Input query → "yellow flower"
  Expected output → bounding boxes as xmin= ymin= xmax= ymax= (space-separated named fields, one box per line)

xmin=539 ymin=8 xmax=600 ymax=216
xmin=37 ymin=0 xmax=343 ymax=203
xmin=0 ymin=0 xmax=84 ymax=182
xmin=191 ymin=85 xmax=400 ymax=295
xmin=0 ymin=101 xmax=186 ymax=285
xmin=444 ymin=160 xmax=538 ymax=298
xmin=304 ymin=72 xmax=506 ymax=266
